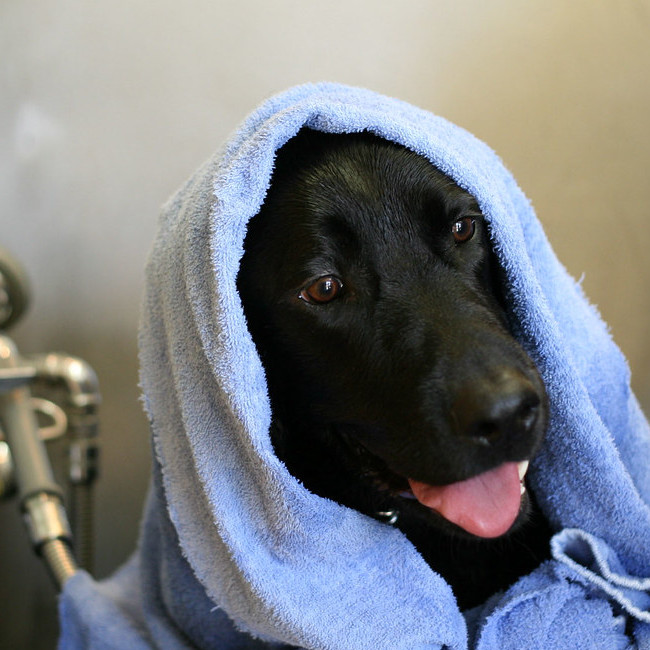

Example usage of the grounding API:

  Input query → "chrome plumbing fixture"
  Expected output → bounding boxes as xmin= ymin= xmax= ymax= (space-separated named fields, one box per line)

xmin=0 ymin=247 xmax=101 ymax=589
xmin=0 ymin=334 xmax=77 ymax=589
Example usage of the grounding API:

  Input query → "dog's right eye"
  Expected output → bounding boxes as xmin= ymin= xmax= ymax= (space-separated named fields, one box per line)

xmin=299 ymin=276 xmax=343 ymax=304
xmin=451 ymin=217 xmax=476 ymax=244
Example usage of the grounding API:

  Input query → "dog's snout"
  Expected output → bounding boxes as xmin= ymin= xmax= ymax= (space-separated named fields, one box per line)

xmin=451 ymin=369 xmax=541 ymax=444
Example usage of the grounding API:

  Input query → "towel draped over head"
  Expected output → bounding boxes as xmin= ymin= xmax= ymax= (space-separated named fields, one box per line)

xmin=58 ymin=83 xmax=650 ymax=649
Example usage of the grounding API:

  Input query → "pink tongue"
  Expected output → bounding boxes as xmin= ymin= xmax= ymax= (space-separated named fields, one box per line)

xmin=407 ymin=462 xmax=522 ymax=538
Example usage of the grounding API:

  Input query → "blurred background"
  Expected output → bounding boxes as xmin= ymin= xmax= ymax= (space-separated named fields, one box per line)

xmin=1 ymin=1 xmax=649 ymax=646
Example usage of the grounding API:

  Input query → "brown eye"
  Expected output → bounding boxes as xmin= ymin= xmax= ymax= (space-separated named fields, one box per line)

xmin=300 ymin=276 xmax=343 ymax=304
xmin=452 ymin=217 xmax=476 ymax=243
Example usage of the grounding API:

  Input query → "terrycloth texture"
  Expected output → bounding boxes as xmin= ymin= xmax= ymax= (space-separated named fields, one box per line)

xmin=58 ymin=83 xmax=650 ymax=649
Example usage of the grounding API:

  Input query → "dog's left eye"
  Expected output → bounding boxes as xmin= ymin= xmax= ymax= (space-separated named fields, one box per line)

xmin=452 ymin=217 xmax=476 ymax=243
xmin=299 ymin=276 xmax=343 ymax=304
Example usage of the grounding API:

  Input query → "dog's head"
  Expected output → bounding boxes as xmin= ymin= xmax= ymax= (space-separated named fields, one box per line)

xmin=238 ymin=129 xmax=547 ymax=539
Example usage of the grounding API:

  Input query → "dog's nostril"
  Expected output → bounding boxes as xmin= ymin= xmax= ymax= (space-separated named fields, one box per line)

xmin=515 ymin=397 xmax=540 ymax=432
xmin=451 ymin=374 xmax=541 ymax=443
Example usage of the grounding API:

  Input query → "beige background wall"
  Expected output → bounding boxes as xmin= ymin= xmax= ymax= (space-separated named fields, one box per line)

xmin=1 ymin=1 xmax=649 ymax=646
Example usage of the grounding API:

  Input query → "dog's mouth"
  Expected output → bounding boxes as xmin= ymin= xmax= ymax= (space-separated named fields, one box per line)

xmin=403 ymin=460 xmax=529 ymax=538
xmin=346 ymin=434 xmax=532 ymax=538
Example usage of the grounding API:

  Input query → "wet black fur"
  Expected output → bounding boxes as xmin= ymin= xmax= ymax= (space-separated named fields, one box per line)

xmin=237 ymin=129 xmax=552 ymax=609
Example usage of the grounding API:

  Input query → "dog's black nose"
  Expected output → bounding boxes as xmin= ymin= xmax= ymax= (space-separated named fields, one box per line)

xmin=451 ymin=369 xmax=541 ymax=444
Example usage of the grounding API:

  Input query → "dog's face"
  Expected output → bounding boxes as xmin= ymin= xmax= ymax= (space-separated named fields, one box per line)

xmin=238 ymin=129 xmax=547 ymax=541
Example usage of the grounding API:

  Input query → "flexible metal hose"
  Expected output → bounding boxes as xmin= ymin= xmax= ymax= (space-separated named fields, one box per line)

xmin=41 ymin=539 xmax=78 ymax=590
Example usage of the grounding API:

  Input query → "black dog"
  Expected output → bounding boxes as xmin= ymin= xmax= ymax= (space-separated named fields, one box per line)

xmin=237 ymin=129 xmax=552 ymax=609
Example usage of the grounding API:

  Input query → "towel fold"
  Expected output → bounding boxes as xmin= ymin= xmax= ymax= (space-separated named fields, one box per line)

xmin=58 ymin=83 xmax=650 ymax=649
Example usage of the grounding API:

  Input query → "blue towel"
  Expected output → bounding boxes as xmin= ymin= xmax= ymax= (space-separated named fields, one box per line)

xmin=58 ymin=83 xmax=650 ymax=649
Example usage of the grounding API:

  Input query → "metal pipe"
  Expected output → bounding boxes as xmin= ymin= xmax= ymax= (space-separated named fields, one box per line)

xmin=0 ymin=334 xmax=77 ymax=589
xmin=28 ymin=352 xmax=100 ymax=572
xmin=23 ymin=493 xmax=77 ymax=589
xmin=28 ymin=353 xmax=101 ymax=411
xmin=0 ymin=337 xmax=62 ymax=500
